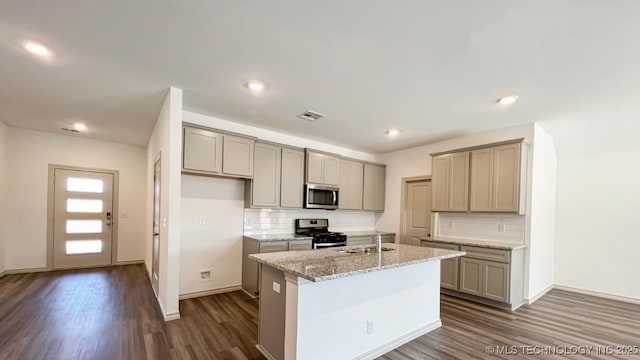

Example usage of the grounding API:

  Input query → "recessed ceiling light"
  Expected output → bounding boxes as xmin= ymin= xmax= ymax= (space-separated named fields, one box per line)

xmin=73 ymin=123 xmax=87 ymax=131
xmin=496 ymin=95 xmax=518 ymax=105
xmin=23 ymin=40 xmax=51 ymax=56
xmin=386 ymin=129 xmax=400 ymax=136
xmin=246 ymin=80 xmax=265 ymax=92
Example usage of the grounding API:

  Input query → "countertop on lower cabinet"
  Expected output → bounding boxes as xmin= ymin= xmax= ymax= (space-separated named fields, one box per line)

xmin=420 ymin=236 xmax=527 ymax=250
xmin=341 ymin=230 xmax=395 ymax=237
xmin=243 ymin=234 xmax=313 ymax=242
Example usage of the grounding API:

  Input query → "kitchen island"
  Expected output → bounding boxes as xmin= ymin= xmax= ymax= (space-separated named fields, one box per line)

xmin=249 ymin=243 xmax=465 ymax=360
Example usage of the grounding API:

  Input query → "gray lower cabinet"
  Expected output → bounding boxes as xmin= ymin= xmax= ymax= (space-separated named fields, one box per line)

xmin=422 ymin=241 xmax=459 ymax=290
xmin=346 ymin=236 xmax=373 ymax=246
xmin=288 ymin=240 xmax=313 ymax=251
xmin=242 ymin=238 xmax=312 ymax=297
xmin=346 ymin=234 xmax=395 ymax=246
xmin=459 ymin=257 xmax=484 ymax=296
xmin=421 ymin=240 xmax=524 ymax=309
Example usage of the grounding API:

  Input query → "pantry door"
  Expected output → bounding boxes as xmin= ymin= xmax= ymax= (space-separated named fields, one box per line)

xmin=52 ymin=168 xmax=114 ymax=269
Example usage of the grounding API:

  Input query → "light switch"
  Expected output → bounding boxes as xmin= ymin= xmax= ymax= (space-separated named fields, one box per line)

xmin=121 ymin=212 xmax=129 ymax=219
xmin=272 ymin=281 xmax=281 ymax=293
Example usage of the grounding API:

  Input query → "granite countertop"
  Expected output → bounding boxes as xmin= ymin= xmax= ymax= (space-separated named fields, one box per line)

xmin=420 ymin=236 xmax=527 ymax=250
xmin=341 ymin=231 xmax=395 ymax=237
xmin=244 ymin=234 xmax=313 ymax=242
xmin=249 ymin=243 xmax=465 ymax=282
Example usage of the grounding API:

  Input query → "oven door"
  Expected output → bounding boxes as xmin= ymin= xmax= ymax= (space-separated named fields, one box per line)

xmin=305 ymin=184 xmax=339 ymax=209
xmin=313 ymin=241 xmax=346 ymax=249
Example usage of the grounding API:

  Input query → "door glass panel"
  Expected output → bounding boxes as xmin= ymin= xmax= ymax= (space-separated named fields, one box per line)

xmin=67 ymin=199 xmax=103 ymax=213
xmin=67 ymin=177 xmax=104 ymax=193
xmin=66 ymin=220 xmax=102 ymax=234
xmin=66 ymin=240 xmax=102 ymax=255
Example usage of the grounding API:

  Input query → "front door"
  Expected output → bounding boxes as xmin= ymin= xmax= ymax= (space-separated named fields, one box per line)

xmin=401 ymin=179 xmax=432 ymax=246
xmin=53 ymin=169 xmax=114 ymax=269
xmin=151 ymin=156 xmax=161 ymax=295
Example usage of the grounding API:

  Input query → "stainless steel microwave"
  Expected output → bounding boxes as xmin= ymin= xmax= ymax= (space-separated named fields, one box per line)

xmin=304 ymin=184 xmax=339 ymax=209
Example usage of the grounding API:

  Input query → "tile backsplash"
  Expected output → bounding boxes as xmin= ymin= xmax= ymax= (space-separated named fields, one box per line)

xmin=435 ymin=213 xmax=525 ymax=244
xmin=244 ymin=209 xmax=375 ymax=235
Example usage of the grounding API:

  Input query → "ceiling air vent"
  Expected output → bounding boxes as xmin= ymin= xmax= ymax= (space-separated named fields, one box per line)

xmin=60 ymin=127 xmax=80 ymax=133
xmin=297 ymin=110 xmax=325 ymax=122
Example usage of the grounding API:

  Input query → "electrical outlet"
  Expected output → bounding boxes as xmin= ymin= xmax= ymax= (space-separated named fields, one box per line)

xmin=367 ymin=320 xmax=374 ymax=334
xmin=199 ymin=269 xmax=212 ymax=282
xmin=272 ymin=281 xmax=281 ymax=293
xmin=121 ymin=212 xmax=129 ymax=219
xmin=198 ymin=217 xmax=205 ymax=226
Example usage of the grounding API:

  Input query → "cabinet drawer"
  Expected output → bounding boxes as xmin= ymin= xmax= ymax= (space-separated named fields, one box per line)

xmin=288 ymin=240 xmax=312 ymax=251
xmin=461 ymin=246 xmax=510 ymax=263
xmin=421 ymin=241 xmax=459 ymax=251
xmin=259 ymin=241 xmax=288 ymax=253
xmin=347 ymin=237 xmax=374 ymax=246
xmin=381 ymin=235 xmax=395 ymax=243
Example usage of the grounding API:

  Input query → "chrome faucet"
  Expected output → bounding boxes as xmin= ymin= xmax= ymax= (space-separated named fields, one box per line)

xmin=375 ymin=227 xmax=382 ymax=253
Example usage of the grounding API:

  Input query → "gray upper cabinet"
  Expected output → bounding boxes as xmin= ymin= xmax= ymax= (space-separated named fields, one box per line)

xmin=222 ymin=134 xmax=254 ymax=177
xmin=338 ymin=159 xmax=364 ymax=210
xmin=363 ymin=164 xmax=386 ymax=211
xmin=306 ymin=150 xmax=339 ymax=186
xmin=280 ymin=148 xmax=305 ymax=208
xmin=493 ymin=143 xmax=521 ymax=212
xmin=431 ymin=152 xmax=469 ymax=212
xmin=248 ymin=144 xmax=304 ymax=209
xmin=431 ymin=154 xmax=450 ymax=211
xmin=470 ymin=147 xmax=495 ymax=212
xmin=432 ymin=139 xmax=525 ymax=214
xmin=252 ymin=142 xmax=281 ymax=207
xmin=183 ymin=125 xmax=255 ymax=179
xmin=183 ymin=127 xmax=223 ymax=173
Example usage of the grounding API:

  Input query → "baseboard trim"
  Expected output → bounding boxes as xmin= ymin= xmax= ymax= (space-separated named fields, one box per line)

xmin=179 ymin=285 xmax=242 ymax=300
xmin=164 ymin=311 xmax=181 ymax=322
xmin=525 ymin=284 xmax=554 ymax=305
xmin=241 ymin=288 xmax=259 ymax=299
xmin=554 ymin=285 xmax=640 ymax=305
xmin=0 ymin=270 xmax=5 ymax=279
xmin=354 ymin=320 xmax=442 ymax=360
xmin=255 ymin=345 xmax=277 ymax=360
xmin=3 ymin=267 xmax=49 ymax=275
xmin=114 ymin=260 xmax=145 ymax=266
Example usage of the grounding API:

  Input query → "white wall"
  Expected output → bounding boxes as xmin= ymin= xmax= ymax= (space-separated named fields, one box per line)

xmin=183 ymin=111 xmax=376 ymax=162
xmin=146 ymin=87 xmax=183 ymax=319
xmin=375 ymin=123 xmax=535 ymax=236
xmin=526 ymin=124 xmax=557 ymax=299
xmin=180 ymin=175 xmax=245 ymax=296
xmin=3 ymin=127 xmax=146 ymax=270
xmin=554 ymin=149 xmax=640 ymax=300
xmin=0 ymin=121 xmax=7 ymax=274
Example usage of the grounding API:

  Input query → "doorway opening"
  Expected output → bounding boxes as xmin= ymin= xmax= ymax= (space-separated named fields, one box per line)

xmin=400 ymin=176 xmax=432 ymax=246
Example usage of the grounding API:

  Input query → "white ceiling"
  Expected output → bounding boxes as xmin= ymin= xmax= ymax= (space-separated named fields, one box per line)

xmin=1 ymin=1 xmax=639 ymax=154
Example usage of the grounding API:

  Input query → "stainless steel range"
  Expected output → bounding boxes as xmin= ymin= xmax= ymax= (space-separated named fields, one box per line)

xmin=295 ymin=219 xmax=347 ymax=249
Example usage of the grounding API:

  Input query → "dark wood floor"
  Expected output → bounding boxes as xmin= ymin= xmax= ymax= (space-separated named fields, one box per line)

xmin=0 ymin=265 xmax=638 ymax=360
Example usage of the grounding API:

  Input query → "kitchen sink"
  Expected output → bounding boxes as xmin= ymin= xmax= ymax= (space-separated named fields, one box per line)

xmin=334 ymin=246 xmax=395 ymax=254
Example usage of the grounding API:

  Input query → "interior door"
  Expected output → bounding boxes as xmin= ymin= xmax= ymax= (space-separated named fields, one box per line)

xmin=53 ymin=169 xmax=114 ymax=269
xmin=152 ymin=157 xmax=161 ymax=295
xmin=402 ymin=179 xmax=432 ymax=246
